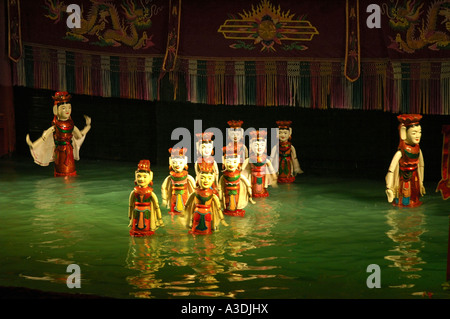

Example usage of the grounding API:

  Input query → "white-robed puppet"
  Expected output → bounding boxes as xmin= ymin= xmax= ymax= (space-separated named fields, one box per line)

xmin=218 ymin=146 xmax=255 ymax=217
xmin=242 ymin=130 xmax=278 ymax=198
xmin=161 ymin=147 xmax=196 ymax=215
xmin=25 ymin=91 xmax=91 ymax=176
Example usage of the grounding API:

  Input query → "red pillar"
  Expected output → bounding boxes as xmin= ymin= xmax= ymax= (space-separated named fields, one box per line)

xmin=0 ymin=0 xmax=16 ymax=157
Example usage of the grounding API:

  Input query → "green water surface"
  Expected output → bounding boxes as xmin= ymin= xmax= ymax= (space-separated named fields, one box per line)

xmin=1 ymin=158 xmax=449 ymax=299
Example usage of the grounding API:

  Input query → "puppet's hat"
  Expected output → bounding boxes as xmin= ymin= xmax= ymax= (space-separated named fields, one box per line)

xmin=249 ymin=129 xmax=267 ymax=141
xmin=397 ymin=114 xmax=422 ymax=127
xmin=276 ymin=120 xmax=292 ymax=129
xmin=197 ymin=161 xmax=214 ymax=173
xmin=195 ymin=132 xmax=214 ymax=142
xmin=52 ymin=91 xmax=72 ymax=105
xmin=169 ymin=147 xmax=187 ymax=157
xmin=227 ymin=120 xmax=244 ymax=128
xmin=137 ymin=159 xmax=151 ymax=172
xmin=222 ymin=145 xmax=239 ymax=158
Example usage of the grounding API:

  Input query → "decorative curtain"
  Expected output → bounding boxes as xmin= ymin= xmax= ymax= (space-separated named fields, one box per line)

xmin=8 ymin=0 xmax=450 ymax=114
xmin=13 ymin=45 xmax=163 ymax=100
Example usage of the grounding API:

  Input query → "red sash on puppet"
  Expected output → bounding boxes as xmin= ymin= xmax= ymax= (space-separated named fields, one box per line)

xmin=130 ymin=186 xmax=155 ymax=237
xmin=250 ymin=154 xmax=269 ymax=197
xmin=52 ymin=116 xmax=77 ymax=177
xmin=169 ymin=170 xmax=190 ymax=215
xmin=278 ymin=141 xmax=295 ymax=183
xmin=190 ymin=188 xmax=214 ymax=235
xmin=395 ymin=140 xmax=421 ymax=207
xmin=436 ymin=125 xmax=450 ymax=200
xmin=222 ymin=170 xmax=245 ymax=216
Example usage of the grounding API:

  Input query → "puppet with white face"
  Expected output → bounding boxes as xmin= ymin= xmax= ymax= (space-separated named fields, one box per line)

xmin=128 ymin=160 xmax=164 ymax=237
xmin=194 ymin=132 xmax=219 ymax=193
xmin=25 ymin=91 xmax=91 ymax=177
xmin=218 ymin=146 xmax=254 ymax=216
xmin=182 ymin=162 xmax=227 ymax=234
xmin=225 ymin=120 xmax=248 ymax=164
xmin=385 ymin=114 xmax=425 ymax=207
xmin=270 ymin=120 xmax=303 ymax=183
xmin=161 ymin=147 xmax=196 ymax=215
xmin=242 ymin=130 xmax=277 ymax=198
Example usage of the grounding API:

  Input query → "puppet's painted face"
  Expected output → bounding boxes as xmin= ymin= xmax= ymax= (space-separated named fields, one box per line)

xmin=224 ymin=157 xmax=240 ymax=171
xmin=199 ymin=172 xmax=215 ymax=189
xmin=278 ymin=129 xmax=290 ymax=142
xmin=406 ymin=125 xmax=422 ymax=145
xmin=200 ymin=143 xmax=213 ymax=157
xmin=171 ymin=156 xmax=187 ymax=172
xmin=228 ymin=129 xmax=243 ymax=143
xmin=56 ymin=103 xmax=72 ymax=121
xmin=135 ymin=171 xmax=152 ymax=187
xmin=251 ymin=140 xmax=266 ymax=156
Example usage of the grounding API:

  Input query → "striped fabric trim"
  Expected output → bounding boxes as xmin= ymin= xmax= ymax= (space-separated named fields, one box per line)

xmin=11 ymin=44 xmax=450 ymax=114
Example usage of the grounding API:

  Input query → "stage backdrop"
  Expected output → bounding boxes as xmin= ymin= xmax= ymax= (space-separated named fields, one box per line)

xmin=7 ymin=0 xmax=450 ymax=114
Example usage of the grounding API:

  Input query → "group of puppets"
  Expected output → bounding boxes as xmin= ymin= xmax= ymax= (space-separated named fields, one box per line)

xmin=25 ymin=92 xmax=428 ymax=237
xmin=127 ymin=119 xmax=304 ymax=237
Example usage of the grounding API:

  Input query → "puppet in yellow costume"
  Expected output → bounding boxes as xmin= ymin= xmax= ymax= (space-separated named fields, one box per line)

xmin=128 ymin=160 xmax=164 ymax=237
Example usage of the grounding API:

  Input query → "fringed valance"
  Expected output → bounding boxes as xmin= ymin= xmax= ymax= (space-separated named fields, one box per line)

xmin=11 ymin=44 xmax=450 ymax=114
xmin=174 ymin=58 xmax=450 ymax=114
xmin=13 ymin=44 xmax=163 ymax=101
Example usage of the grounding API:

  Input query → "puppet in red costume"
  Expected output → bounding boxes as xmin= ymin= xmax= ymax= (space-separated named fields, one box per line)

xmin=25 ymin=92 xmax=91 ymax=177
xmin=242 ymin=130 xmax=277 ymax=198
xmin=270 ymin=120 xmax=303 ymax=183
xmin=128 ymin=160 xmax=164 ymax=237
xmin=219 ymin=146 xmax=254 ymax=217
xmin=386 ymin=114 xmax=425 ymax=207
xmin=182 ymin=161 xmax=227 ymax=235
xmin=161 ymin=147 xmax=196 ymax=215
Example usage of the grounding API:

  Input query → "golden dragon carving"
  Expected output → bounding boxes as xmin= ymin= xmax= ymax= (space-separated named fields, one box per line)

xmin=44 ymin=0 xmax=162 ymax=50
xmin=383 ymin=0 xmax=450 ymax=53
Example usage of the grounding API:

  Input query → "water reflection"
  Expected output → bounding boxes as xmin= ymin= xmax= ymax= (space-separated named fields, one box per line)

xmin=30 ymin=177 xmax=87 ymax=246
xmin=33 ymin=176 xmax=85 ymax=210
xmin=125 ymin=236 xmax=166 ymax=296
xmin=18 ymin=177 xmax=87 ymax=284
xmin=125 ymin=197 xmax=282 ymax=298
xmin=385 ymin=207 xmax=427 ymax=288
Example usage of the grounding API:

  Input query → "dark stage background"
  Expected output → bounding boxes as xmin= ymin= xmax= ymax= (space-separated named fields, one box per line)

xmin=12 ymin=86 xmax=450 ymax=183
